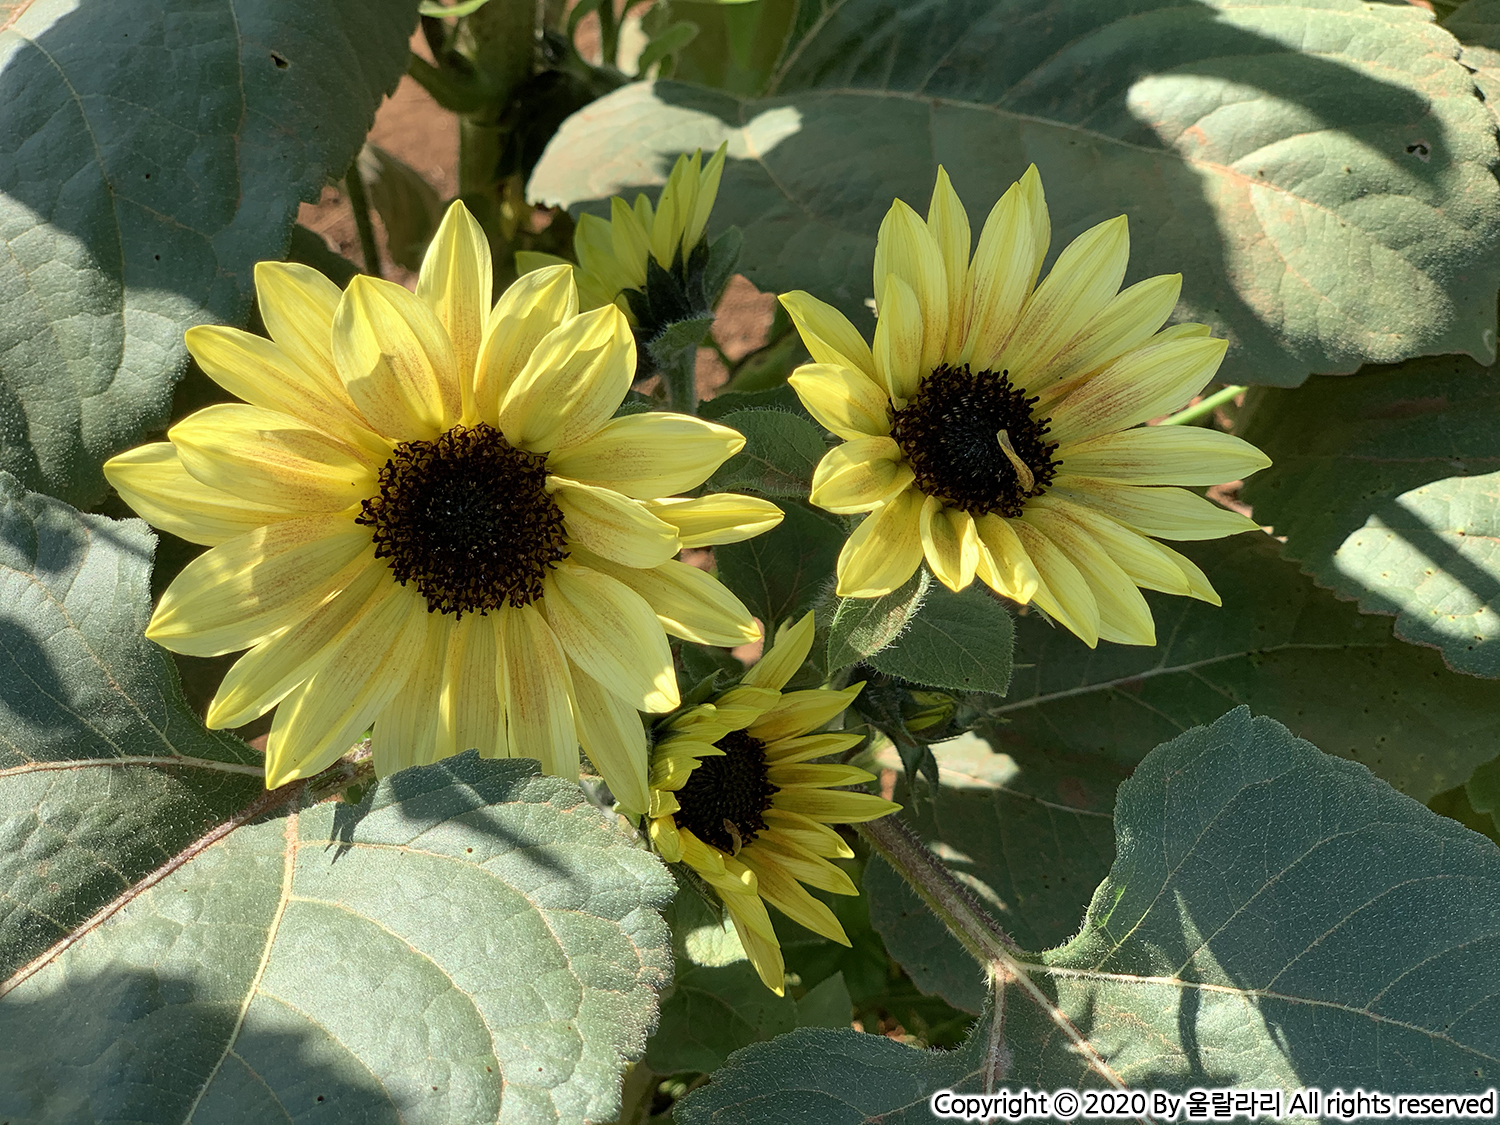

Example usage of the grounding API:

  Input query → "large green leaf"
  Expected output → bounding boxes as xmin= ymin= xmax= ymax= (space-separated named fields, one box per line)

xmin=531 ymin=0 xmax=1500 ymax=390
xmin=1240 ymin=356 xmax=1500 ymax=677
xmin=998 ymin=533 xmax=1500 ymax=801
xmin=0 ymin=0 xmax=417 ymax=505
xmin=0 ymin=472 xmax=265 ymax=979
xmin=865 ymin=732 xmax=1123 ymax=1013
xmin=0 ymin=753 xmax=674 ymax=1125
xmin=678 ymin=709 xmax=1500 ymax=1121
xmin=714 ymin=501 xmax=843 ymax=626
xmin=705 ymin=407 xmax=826 ymax=499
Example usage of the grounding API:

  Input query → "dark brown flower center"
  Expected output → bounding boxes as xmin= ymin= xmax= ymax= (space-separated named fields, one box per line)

xmin=890 ymin=363 xmax=1058 ymax=517
xmin=356 ymin=422 xmax=568 ymax=617
xmin=673 ymin=729 xmax=778 ymax=855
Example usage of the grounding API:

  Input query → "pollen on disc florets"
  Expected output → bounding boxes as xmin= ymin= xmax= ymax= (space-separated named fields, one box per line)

xmin=673 ymin=729 xmax=779 ymax=855
xmin=890 ymin=363 xmax=1059 ymax=518
xmin=356 ymin=422 xmax=569 ymax=617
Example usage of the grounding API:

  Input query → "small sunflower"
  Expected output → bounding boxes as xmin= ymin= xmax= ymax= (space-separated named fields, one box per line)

xmin=104 ymin=201 xmax=782 ymax=804
xmin=646 ymin=613 xmax=899 ymax=994
xmin=518 ymin=144 xmax=727 ymax=321
xmin=781 ymin=166 xmax=1271 ymax=648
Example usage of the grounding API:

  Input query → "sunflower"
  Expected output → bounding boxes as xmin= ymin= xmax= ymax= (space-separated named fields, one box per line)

xmin=781 ymin=166 xmax=1270 ymax=648
xmin=646 ymin=613 xmax=899 ymax=994
xmin=104 ymin=201 xmax=783 ymax=805
xmin=517 ymin=144 xmax=727 ymax=320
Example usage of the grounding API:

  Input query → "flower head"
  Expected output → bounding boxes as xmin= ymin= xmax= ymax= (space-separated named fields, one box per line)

xmin=781 ymin=166 xmax=1270 ymax=648
xmin=646 ymin=613 xmax=899 ymax=994
xmin=105 ymin=201 xmax=782 ymax=802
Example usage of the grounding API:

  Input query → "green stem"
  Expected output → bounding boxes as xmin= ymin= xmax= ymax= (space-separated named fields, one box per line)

xmin=1159 ymin=384 xmax=1246 ymax=427
xmin=598 ymin=0 xmax=620 ymax=67
xmin=344 ymin=163 xmax=382 ymax=279
xmin=661 ymin=341 xmax=699 ymax=416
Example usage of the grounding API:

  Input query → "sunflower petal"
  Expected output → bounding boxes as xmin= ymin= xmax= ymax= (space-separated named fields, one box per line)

xmin=779 ymin=290 xmax=875 ymax=378
xmin=417 ymin=200 xmax=493 ymax=413
xmin=148 ymin=518 xmax=370 ymax=657
xmin=872 ymin=274 xmax=924 ymax=404
xmin=741 ymin=610 xmax=815 ymax=690
xmin=370 ymin=615 xmax=449 ymax=776
xmin=645 ymin=494 xmax=784 ymax=547
xmin=253 ymin=261 xmax=345 ymax=391
xmin=473 ymin=265 xmax=579 ymax=425
xmin=1009 ymin=517 xmax=1099 ymax=647
xmin=572 ymin=666 xmax=649 ymax=814
xmin=767 ymin=762 xmax=876 ymax=789
xmin=739 ymin=852 xmax=850 ymax=945
xmin=499 ymin=602 xmax=578 ymax=780
xmin=763 ymin=807 xmax=857 ymax=858
xmin=184 ymin=325 xmax=376 ymax=451
xmin=104 ymin=443 xmax=293 ymax=546
xmin=919 ymin=496 xmax=979 ymax=592
xmin=753 ymin=832 xmax=858 ymax=896
xmin=170 ymin=404 xmax=375 ymax=513
xmin=874 ymin=199 xmax=948 ymax=374
xmin=551 ymin=478 xmax=680 ymax=567
xmin=998 ymin=215 xmax=1129 ymax=389
xmin=1055 ymin=426 xmax=1271 ymax=486
xmin=1026 ymin=272 xmax=1182 ymax=395
xmin=961 ymin=164 xmax=1049 ymax=371
xmin=1030 ymin=494 xmax=1189 ymax=597
xmin=262 ymin=584 xmax=430 ymax=787
xmin=788 ymin=363 xmax=893 ymax=440
xmin=543 ymin=562 xmax=678 ymax=712
xmin=835 ymin=487 xmax=924 ymax=598
xmin=546 ymin=412 xmax=744 ymax=498
xmin=748 ymin=686 xmax=861 ymax=743
xmin=499 ymin=305 xmax=634 ymax=452
xmin=1022 ymin=507 xmax=1156 ymax=646
xmin=1052 ymin=477 xmax=1262 ymax=540
xmin=1154 ymin=540 xmax=1222 ymax=605
xmin=206 ymin=558 xmax=388 ymax=729
xmin=436 ymin=612 xmax=505 ymax=761
xmin=973 ymin=514 xmax=1042 ymax=604
xmin=763 ymin=731 xmax=863 ymax=765
xmin=927 ymin=166 xmax=972 ymax=356
xmin=723 ymin=890 xmax=786 ymax=995
xmin=333 ymin=275 xmax=460 ymax=440
xmin=1047 ymin=336 xmax=1228 ymax=445
xmin=770 ymin=787 xmax=899 ymax=823
xmin=810 ymin=438 xmax=913 ymax=515
xmin=581 ymin=552 xmax=758 ymax=647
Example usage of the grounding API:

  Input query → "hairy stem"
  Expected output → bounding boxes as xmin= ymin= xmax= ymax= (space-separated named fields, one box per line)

xmin=345 ymin=163 xmax=382 ymax=279
xmin=661 ymin=340 xmax=699 ymax=416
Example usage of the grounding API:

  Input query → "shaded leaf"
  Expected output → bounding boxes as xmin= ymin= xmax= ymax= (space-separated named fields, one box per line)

xmin=1240 ymin=356 xmax=1500 ymax=677
xmin=0 ymin=0 xmax=416 ymax=505
xmin=680 ymin=709 xmax=1500 ymax=1120
xmin=0 ymin=753 xmax=674 ymax=1125
xmin=866 ymin=582 xmax=1013 ymax=695
xmin=531 ymin=1 xmax=1500 ymax=389
xmin=827 ymin=569 xmax=929 ymax=671
xmin=865 ymin=732 xmax=1123 ymax=1013
xmin=997 ymin=534 xmax=1500 ymax=801
xmin=358 ymin=143 xmax=444 ymax=272
xmin=705 ymin=408 xmax=825 ymax=499
xmin=714 ymin=502 xmax=843 ymax=627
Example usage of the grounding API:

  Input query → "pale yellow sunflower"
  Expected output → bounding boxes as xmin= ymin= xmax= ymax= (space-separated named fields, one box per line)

xmin=104 ymin=201 xmax=783 ymax=803
xmin=517 ymin=144 xmax=727 ymax=318
xmin=646 ymin=613 xmax=899 ymax=994
xmin=781 ymin=166 xmax=1270 ymax=648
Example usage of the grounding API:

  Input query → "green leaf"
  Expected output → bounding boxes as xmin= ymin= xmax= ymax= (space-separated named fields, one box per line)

xmin=647 ymin=961 xmax=851 ymax=1074
xmin=0 ymin=0 xmax=417 ymax=505
xmin=358 ymin=143 xmax=444 ymax=273
xmin=680 ymin=709 xmax=1500 ymax=1119
xmin=531 ymin=0 xmax=1500 ymax=390
xmin=1240 ymin=356 xmax=1500 ymax=677
xmin=705 ymin=408 xmax=825 ymax=499
xmin=671 ymin=0 xmax=797 ymax=99
xmin=827 ymin=569 xmax=929 ymax=671
xmin=286 ymin=223 xmax=360 ymax=286
xmin=0 ymin=473 xmax=266 ymax=979
xmin=867 ymin=583 xmax=1013 ymax=695
xmin=1 ymin=752 xmax=674 ymax=1123
xmin=419 ymin=0 xmax=494 ymax=15
xmin=637 ymin=19 xmax=700 ymax=77
xmin=714 ymin=501 xmax=842 ymax=628
xmin=864 ymin=731 xmax=1123 ymax=1013
xmin=999 ymin=534 xmax=1500 ymax=802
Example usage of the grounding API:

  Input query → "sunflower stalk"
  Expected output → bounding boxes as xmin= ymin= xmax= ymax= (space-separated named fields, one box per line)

xmin=344 ymin=164 xmax=383 ymax=279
